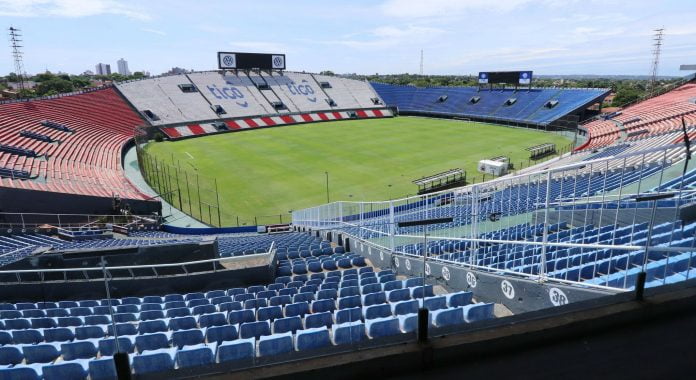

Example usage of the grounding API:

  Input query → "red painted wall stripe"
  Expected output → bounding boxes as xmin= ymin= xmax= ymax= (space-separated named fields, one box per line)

xmin=281 ymin=115 xmax=295 ymax=124
xmin=164 ymin=128 xmax=181 ymax=138
xmin=356 ymin=110 xmax=368 ymax=118
xmin=301 ymin=114 xmax=313 ymax=122
xmin=317 ymin=113 xmax=329 ymax=121
xmin=372 ymin=109 xmax=384 ymax=117
xmin=188 ymin=124 xmax=206 ymax=135
xmin=261 ymin=117 xmax=276 ymax=126
xmin=245 ymin=119 xmax=259 ymax=128
xmin=225 ymin=120 xmax=241 ymax=129
xmin=332 ymin=112 xmax=343 ymax=119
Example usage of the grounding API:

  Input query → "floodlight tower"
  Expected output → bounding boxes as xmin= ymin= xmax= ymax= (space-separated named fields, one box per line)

xmin=419 ymin=49 xmax=424 ymax=75
xmin=648 ymin=28 xmax=664 ymax=96
xmin=9 ymin=26 xmax=27 ymax=91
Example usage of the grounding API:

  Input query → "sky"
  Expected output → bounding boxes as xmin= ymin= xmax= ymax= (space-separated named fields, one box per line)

xmin=1 ymin=0 xmax=696 ymax=77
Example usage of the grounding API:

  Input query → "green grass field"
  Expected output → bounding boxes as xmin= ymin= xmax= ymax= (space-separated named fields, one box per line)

xmin=144 ymin=117 xmax=570 ymax=225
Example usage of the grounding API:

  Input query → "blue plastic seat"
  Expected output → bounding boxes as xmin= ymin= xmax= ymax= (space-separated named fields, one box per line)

xmin=164 ymin=300 xmax=186 ymax=309
xmin=89 ymin=357 xmax=117 ymax=380
xmin=168 ymin=316 xmax=198 ymax=331
xmin=199 ymin=312 xmax=227 ymax=328
xmin=140 ymin=310 xmax=165 ymax=321
xmin=205 ymin=325 xmax=238 ymax=344
xmin=0 ymin=364 xmax=43 ymax=380
xmin=338 ymin=295 xmax=362 ymax=309
xmin=84 ymin=315 xmax=110 ymax=326
xmin=305 ymin=311 xmax=333 ymax=328
xmin=296 ymin=327 xmax=331 ymax=351
xmin=98 ymin=336 xmax=135 ymax=355
xmin=365 ymin=317 xmax=401 ymax=338
xmin=30 ymin=317 xmax=57 ymax=329
xmin=239 ymin=320 xmax=271 ymax=339
xmin=75 ymin=325 xmax=105 ymax=340
xmin=23 ymin=343 xmax=61 ymax=363
xmin=45 ymin=308 xmax=69 ymax=318
xmin=284 ymin=301 xmax=310 ymax=318
xmin=411 ymin=285 xmax=435 ymax=298
xmin=172 ymin=328 xmax=205 ymax=348
xmin=107 ymin=323 xmax=137 ymax=336
xmin=176 ymin=343 xmax=216 ymax=368
xmin=132 ymin=347 xmax=177 ymax=375
xmin=216 ymin=338 xmax=255 ymax=363
xmin=61 ymin=340 xmax=99 ymax=360
xmin=332 ymin=321 xmax=367 ymax=345
xmin=363 ymin=304 xmax=392 ymax=320
xmin=387 ymin=288 xmax=411 ymax=303
xmin=140 ymin=303 xmax=162 ymax=311
xmin=422 ymin=296 xmax=447 ymax=311
xmin=138 ymin=319 xmax=168 ymax=334
xmin=258 ymin=332 xmax=293 ymax=357
xmin=13 ymin=329 xmax=44 ymax=344
xmin=311 ymin=299 xmax=336 ymax=313
xmin=6 ymin=318 xmax=31 ymax=329
xmin=463 ymin=303 xmax=495 ymax=323
xmin=432 ymin=307 xmax=465 ymax=327
xmin=228 ymin=309 xmax=255 ymax=325
xmin=243 ymin=298 xmax=267 ymax=310
xmin=273 ymin=316 xmax=303 ymax=334
xmin=335 ymin=307 xmax=362 ymax=324
xmin=218 ymin=301 xmax=243 ymax=313
xmin=43 ymin=327 xmax=75 ymax=343
xmin=398 ymin=313 xmax=420 ymax=333
xmin=392 ymin=299 xmax=419 ymax=316
xmin=0 ymin=345 xmax=23 ymax=365
xmin=446 ymin=291 xmax=473 ymax=307
xmin=362 ymin=292 xmax=387 ymax=307
xmin=192 ymin=304 xmax=217 ymax=316
xmin=135 ymin=333 xmax=170 ymax=352
xmin=257 ymin=305 xmax=283 ymax=321
xmin=269 ymin=295 xmax=293 ymax=307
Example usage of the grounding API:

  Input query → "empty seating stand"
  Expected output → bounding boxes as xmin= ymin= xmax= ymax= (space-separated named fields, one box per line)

xmin=0 ymin=266 xmax=493 ymax=378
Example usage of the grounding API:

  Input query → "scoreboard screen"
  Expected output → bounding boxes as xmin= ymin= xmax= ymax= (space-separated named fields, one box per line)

xmin=479 ymin=71 xmax=533 ymax=85
xmin=218 ymin=52 xmax=286 ymax=70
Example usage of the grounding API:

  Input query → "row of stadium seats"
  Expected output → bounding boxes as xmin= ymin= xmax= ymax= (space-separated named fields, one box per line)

xmin=580 ymin=81 xmax=696 ymax=150
xmin=370 ymin=82 xmax=608 ymax=125
xmin=0 ymin=88 xmax=147 ymax=200
xmin=0 ymin=267 xmax=495 ymax=378
xmin=116 ymin=71 xmax=384 ymax=127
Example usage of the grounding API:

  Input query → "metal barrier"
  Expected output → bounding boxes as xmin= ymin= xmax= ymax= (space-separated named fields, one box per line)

xmin=293 ymin=144 xmax=696 ymax=291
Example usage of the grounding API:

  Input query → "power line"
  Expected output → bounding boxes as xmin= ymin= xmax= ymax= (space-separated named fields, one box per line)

xmin=9 ymin=26 xmax=27 ymax=92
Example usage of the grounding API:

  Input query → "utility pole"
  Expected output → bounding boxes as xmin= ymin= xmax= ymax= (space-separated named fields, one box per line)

xmin=9 ymin=26 xmax=27 ymax=92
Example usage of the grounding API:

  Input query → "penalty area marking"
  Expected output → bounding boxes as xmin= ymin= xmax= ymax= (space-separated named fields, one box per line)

xmin=185 ymin=152 xmax=194 ymax=159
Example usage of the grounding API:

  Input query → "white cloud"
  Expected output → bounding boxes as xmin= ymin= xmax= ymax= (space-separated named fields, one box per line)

xmin=0 ymin=0 xmax=150 ymax=20
xmin=141 ymin=28 xmax=166 ymax=36
xmin=380 ymin=0 xmax=530 ymax=18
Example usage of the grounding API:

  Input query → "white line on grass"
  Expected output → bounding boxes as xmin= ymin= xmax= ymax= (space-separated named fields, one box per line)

xmin=185 ymin=152 xmax=194 ymax=159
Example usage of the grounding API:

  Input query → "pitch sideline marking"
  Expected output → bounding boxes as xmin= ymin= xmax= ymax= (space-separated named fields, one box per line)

xmin=185 ymin=152 xmax=194 ymax=159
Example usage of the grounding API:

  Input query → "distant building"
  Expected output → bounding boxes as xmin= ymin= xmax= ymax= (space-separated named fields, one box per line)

xmin=166 ymin=67 xmax=191 ymax=75
xmin=95 ymin=63 xmax=111 ymax=76
xmin=117 ymin=58 xmax=130 ymax=76
xmin=82 ymin=70 xmax=94 ymax=76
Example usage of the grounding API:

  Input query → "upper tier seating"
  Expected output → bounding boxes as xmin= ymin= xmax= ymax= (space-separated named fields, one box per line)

xmin=0 ymin=88 xmax=147 ymax=200
xmin=580 ymin=81 xmax=696 ymax=150
xmin=187 ymin=72 xmax=275 ymax=118
xmin=117 ymin=75 xmax=219 ymax=125
xmin=370 ymin=83 xmax=608 ymax=126
xmin=116 ymin=72 xmax=388 ymax=134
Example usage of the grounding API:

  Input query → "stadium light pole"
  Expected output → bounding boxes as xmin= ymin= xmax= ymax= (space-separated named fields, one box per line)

xmin=325 ymin=171 xmax=330 ymax=203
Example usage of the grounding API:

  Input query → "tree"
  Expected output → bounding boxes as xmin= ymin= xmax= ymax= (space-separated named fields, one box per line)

xmin=612 ymin=87 xmax=642 ymax=107
xmin=35 ymin=78 xmax=74 ymax=96
xmin=319 ymin=70 xmax=335 ymax=76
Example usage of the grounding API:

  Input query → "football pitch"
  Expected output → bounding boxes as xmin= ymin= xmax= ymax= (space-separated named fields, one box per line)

xmin=144 ymin=117 xmax=571 ymax=225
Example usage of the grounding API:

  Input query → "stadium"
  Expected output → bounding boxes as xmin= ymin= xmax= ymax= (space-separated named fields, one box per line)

xmin=2 ymin=9 xmax=696 ymax=380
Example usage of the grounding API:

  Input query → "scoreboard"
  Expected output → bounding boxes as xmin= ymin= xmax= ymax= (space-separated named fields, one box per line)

xmin=218 ymin=52 xmax=286 ymax=70
xmin=478 ymin=71 xmax=533 ymax=85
